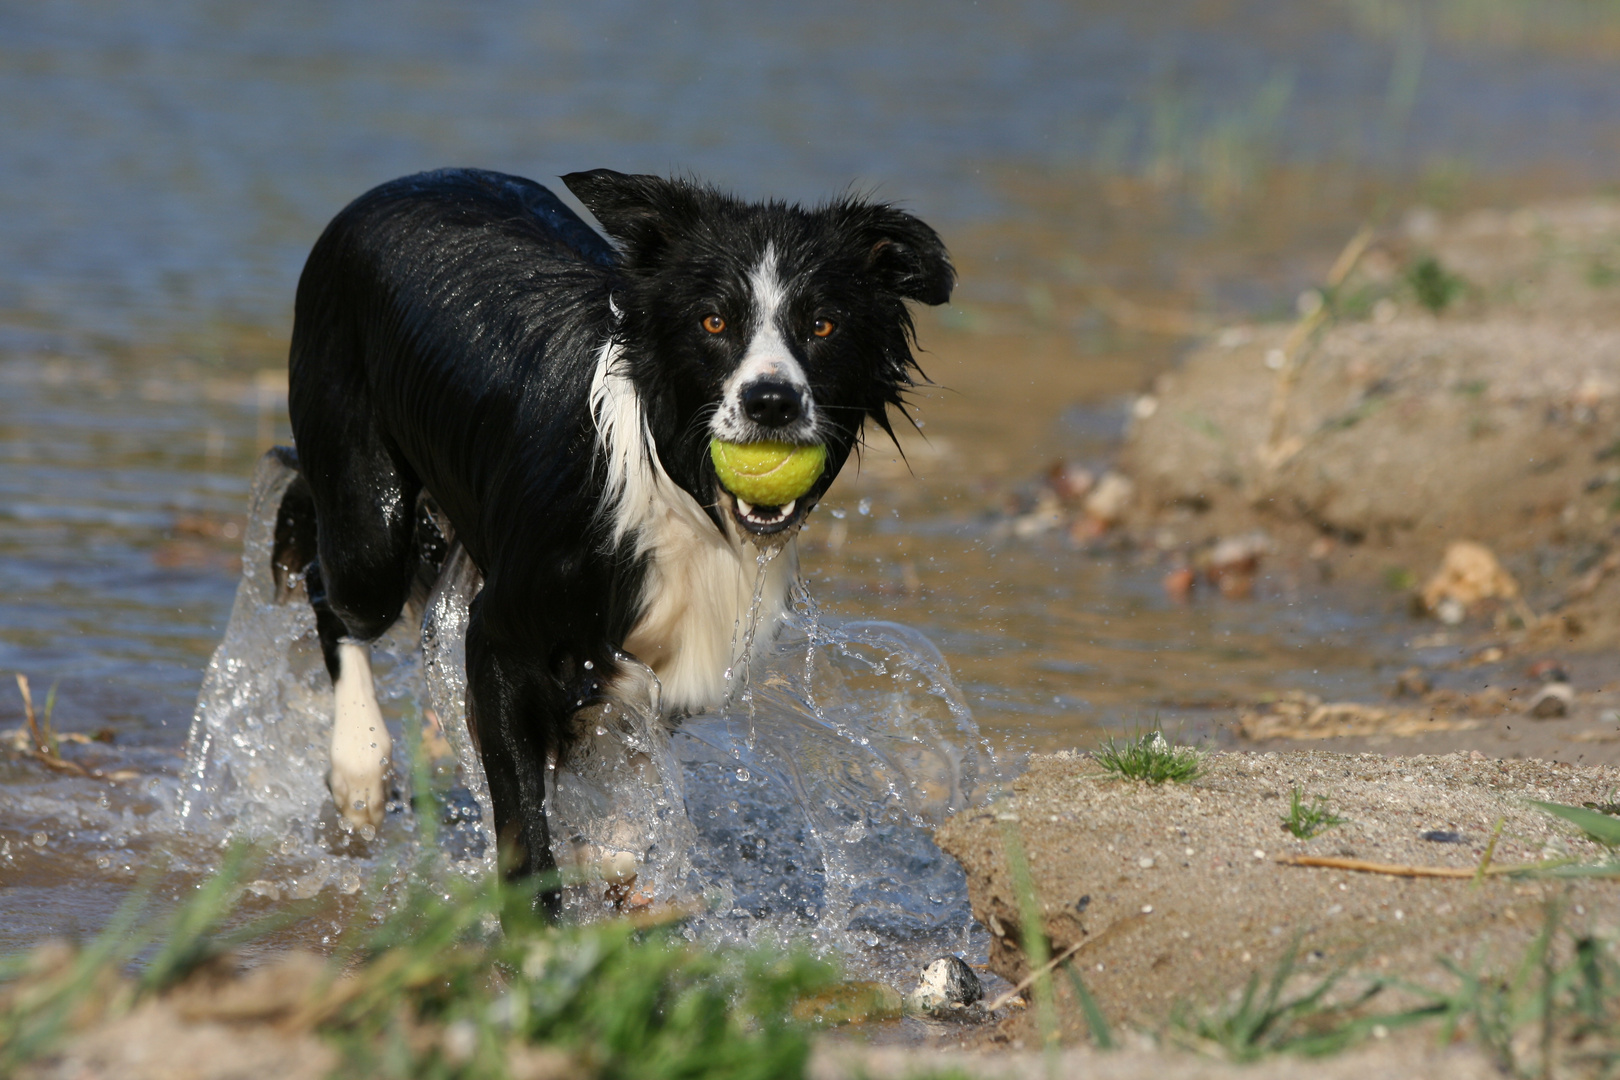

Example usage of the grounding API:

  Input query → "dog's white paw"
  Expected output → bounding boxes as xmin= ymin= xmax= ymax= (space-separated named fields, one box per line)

xmin=330 ymin=640 xmax=391 ymax=833
xmin=329 ymin=752 xmax=390 ymax=832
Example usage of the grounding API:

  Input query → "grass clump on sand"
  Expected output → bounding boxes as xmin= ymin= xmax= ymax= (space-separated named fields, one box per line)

xmin=1164 ymin=896 xmax=1620 ymax=1072
xmin=1406 ymin=255 xmax=1467 ymax=313
xmin=1093 ymin=728 xmax=1203 ymax=785
xmin=1410 ymin=899 xmax=1620 ymax=1078
xmin=1280 ymin=788 xmax=1349 ymax=839
xmin=1 ymin=852 xmax=839 ymax=1080
xmin=1165 ymin=944 xmax=1402 ymax=1062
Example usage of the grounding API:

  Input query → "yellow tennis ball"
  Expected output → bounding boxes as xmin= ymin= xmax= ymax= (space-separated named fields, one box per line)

xmin=710 ymin=439 xmax=827 ymax=506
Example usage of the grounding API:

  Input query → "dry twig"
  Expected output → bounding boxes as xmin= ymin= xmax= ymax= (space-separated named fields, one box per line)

xmin=13 ymin=673 xmax=97 ymax=779
xmin=985 ymin=934 xmax=1094 ymax=1013
xmin=1276 ymin=853 xmax=1536 ymax=878
xmin=1259 ymin=225 xmax=1374 ymax=468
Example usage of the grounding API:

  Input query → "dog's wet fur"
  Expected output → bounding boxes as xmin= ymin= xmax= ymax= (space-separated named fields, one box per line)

xmin=269 ymin=168 xmax=953 ymax=911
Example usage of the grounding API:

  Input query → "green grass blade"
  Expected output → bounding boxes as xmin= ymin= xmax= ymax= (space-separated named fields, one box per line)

xmin=1061 ymin=959 xmax=1114 ymax=1049
xmin=1529 ymin=800 xmax=1620 ymax=847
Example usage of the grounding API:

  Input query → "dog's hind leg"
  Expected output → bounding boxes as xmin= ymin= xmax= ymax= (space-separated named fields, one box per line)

xmin=269 ymin=461 xmax=403 ymax=831
xmin=329 ymin=642 xmax=391 ymax=831
xmin=294 ymin=442 xmax=422 ymax=833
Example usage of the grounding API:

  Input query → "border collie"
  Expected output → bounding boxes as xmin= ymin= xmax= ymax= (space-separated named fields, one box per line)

xmin=269 ymin=168 xmax=953 ymax=911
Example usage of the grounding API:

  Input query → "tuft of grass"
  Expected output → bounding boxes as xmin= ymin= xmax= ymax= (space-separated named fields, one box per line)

xmin=1168 ymin=900 xmax=1620 ymax=1071
xmin=0 ymin=745 xmax=844 ymax=1080
xmin=1401 ymin=898 xmax=1620 ymax=1079
xmin=1 ymin=861 xmax=838 ymax=1080
xmin=1406 ymin=255 xmax=1467 ymax=313
xmin=1166 ymin=944 xmax=1404 ymax=1061
xmin=1382 ymin=565 xmax=1417 ymax=591
xmin=325 ymin=877 xmax=834 ymax=1080
xmin=1280 ymin=788 xmax=1349 ymax=839
xmin=1094 ymin=728 xmax=1203 ymax=785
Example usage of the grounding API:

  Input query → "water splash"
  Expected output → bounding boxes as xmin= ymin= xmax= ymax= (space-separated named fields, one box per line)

xmin=180 ymin=451 xmax=998 ymax=979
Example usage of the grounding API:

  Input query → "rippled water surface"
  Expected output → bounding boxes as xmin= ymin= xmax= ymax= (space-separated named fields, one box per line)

xmin=4 ymin=0 xmax=1619 ymax=953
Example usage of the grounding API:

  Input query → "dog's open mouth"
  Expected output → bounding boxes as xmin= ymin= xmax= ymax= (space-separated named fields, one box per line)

xmin=725 ymin=490 xmax=813 ymax=536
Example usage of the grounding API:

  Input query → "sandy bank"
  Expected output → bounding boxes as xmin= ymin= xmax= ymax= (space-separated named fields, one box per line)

xmin=1119 ymin=198 xmax=1620 ymax=649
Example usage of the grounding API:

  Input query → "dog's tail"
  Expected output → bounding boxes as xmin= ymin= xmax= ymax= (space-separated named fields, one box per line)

xmin=268 ymin=446 xmax=317 ymax=603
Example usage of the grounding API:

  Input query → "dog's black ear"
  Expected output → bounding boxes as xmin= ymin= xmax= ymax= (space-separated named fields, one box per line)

xmin=561 ymin=169 xmax=696 ymax=263
xmin=862 ymin=208 xmax=955 ymax=306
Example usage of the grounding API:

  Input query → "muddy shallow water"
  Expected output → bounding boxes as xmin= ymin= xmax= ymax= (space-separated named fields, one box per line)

xmin=6 ymin=0 xmax=1620 ymax=970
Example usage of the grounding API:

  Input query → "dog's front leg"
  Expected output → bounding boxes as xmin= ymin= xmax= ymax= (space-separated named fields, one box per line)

xmin=465 ymin=607 xmax=561 ymax=918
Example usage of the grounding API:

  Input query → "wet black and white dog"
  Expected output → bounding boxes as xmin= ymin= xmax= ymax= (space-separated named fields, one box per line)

xmin=271 ymin=168 xmax=952 ymax=909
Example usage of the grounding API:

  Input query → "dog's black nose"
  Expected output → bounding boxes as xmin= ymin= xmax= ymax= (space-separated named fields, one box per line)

xmin=742 ymin=380 xmax=803 ymax=428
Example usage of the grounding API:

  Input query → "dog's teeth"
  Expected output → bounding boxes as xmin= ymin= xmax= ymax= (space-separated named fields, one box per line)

xmin=736 ymin=497 xmax=754 ymax=516
xmin=780 ymin=500 xmax=796 ymax=516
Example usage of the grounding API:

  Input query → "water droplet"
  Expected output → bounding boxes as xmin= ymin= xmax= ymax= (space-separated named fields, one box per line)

xmin=31 ymin=832 xmax=46 ymax=848
xmin=843 ymin=822 xmax=867 ymax=843
xmin=857 ymin=498 xmax=872 ymax=516
xmin=736 ymin=767 xmax=751 ymax=782
xmin=583 ymin=659 xmax=594 ymax=670
xmin=96 ymin=855 xmax=111 ymax=869
xmin=728 ymin=800 xmax=740 ymax=814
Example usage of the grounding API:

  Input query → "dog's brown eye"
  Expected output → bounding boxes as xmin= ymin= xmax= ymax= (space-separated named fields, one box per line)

xmin=812 ymin=317 xmax=836 ymax=338
xmin=702 ymin=314 xmax=726 ymax=334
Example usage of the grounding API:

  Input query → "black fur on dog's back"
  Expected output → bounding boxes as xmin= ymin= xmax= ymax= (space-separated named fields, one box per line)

xmin=290 ymin=170 xmax=643 ymax=668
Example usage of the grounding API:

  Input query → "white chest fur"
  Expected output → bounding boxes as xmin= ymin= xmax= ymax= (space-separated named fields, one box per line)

xmin=590 ymin=344 xmax=795 ymax=712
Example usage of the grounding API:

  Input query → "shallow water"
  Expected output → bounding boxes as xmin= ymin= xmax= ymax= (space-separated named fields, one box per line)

xmin=4 ymin=1 xmax=1620 ymax=958
xmin=169 ymin=452 xmax=995 ymax=981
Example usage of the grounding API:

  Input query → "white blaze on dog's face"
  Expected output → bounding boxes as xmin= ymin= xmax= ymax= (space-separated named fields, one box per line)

xmin=563 ymin=169 xmax=957 ymax=712
xmin=709 ymin=245 xmax=819 ymax=447
xmin=560 ymin=169 xmax=956 ymax=545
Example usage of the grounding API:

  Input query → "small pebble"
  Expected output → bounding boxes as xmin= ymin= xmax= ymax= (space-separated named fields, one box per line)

xmin=1393 ymin=667 xmax=1431 ymax=698
xmin=1529 ymin=682 xmax=1573 ymax=719
xmin=1421 ymin=830 xmax=1467 ymax=844
xmin=904 ymin=955 xmax=984 ymax=1016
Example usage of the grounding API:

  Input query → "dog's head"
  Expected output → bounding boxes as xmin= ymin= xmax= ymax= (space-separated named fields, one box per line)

xmin=563 ymin=169 xmax=954 ymax=539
